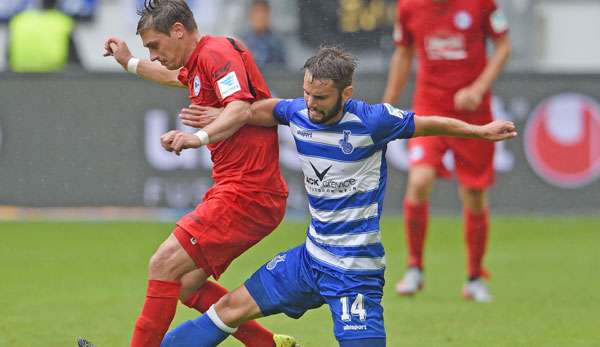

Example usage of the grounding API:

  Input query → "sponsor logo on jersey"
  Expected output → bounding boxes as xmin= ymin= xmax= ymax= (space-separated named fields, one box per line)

xmin=266 ymin=254 xmax=286 ymax=270
xmin=343 ymin=325 xmax=368 ymax=331
xmin=454 ymin=10 xmax=472 ymax=30
xmin=524 ymin=93 xmax=600 ymax=188
xmin=310 ymin=161 xmax=332 ymax=181
xmin=217 ymin=71 xmax=242 ymax=99
xmin=306 ymin=162 xmax=358 ymax=193
xmin=339 ymin=130 xmax=354 ymax=154
xmin=425 ymin=34 xmax=466 ymax=60
xmin=193 ymin=75 xmax=201 ymax=96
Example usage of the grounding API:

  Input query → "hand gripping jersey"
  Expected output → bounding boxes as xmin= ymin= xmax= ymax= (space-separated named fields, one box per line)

xmin=394 ymin=0 xmax=509 ymax=118
xmin=274 ymin=98 xmax=415 ymax=274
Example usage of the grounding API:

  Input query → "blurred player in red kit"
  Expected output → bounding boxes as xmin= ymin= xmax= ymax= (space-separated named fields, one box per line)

xmin=383 ymin=0 xmax=511 ymax=302
xmin=84 ymin=1 xmax=297 ymax=347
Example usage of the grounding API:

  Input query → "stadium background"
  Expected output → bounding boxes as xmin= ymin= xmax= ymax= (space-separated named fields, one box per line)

xmin=1 ymin=0 xmax=599 ymax=346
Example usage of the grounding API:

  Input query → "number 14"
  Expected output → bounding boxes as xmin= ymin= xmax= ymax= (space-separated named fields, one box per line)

xmin=340 ymin=294 xmax=366 ymax=321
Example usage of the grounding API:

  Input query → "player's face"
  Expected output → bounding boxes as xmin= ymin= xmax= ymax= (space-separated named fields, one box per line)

xmin=303 ymin=72 xmax=349 ymax=125
xmin=140 ymin=28 xmax=185 ymax=70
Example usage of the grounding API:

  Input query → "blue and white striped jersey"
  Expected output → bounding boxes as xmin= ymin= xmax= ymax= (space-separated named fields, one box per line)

xmin=273 ymin=97 xmax=415 ymax=274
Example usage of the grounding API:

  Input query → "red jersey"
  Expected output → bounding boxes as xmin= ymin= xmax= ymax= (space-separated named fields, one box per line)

xmin=177 ymin=36 xmax=287 ymax=195
xmin=394 ymin=0 xmax=508 ymax=118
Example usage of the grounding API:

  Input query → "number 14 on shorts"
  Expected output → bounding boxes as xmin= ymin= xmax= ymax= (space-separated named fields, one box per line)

xmin=340 ymin=294 xmax=366 ymax=321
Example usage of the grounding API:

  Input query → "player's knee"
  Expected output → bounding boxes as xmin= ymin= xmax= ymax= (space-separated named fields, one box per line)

xmin=148 ymin=249 xmax=179 ymax=280
xmin=459 ymin=187 xmax=487 ymax=212
xmin=214 ymin=291 xmax=253 ymax=327
xmin=406 ymin=176 xmax=433 ymax=202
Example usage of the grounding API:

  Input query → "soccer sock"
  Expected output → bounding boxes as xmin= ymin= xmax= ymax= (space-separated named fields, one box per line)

xmin=464 ymin=208 xmax=490 ymax=280
xmin=161 ymin=305 xmax=234 ymax=347
xmin=130 ymin=279 xmax=181 ymax=347
xmin=183 ymin=281 xmax=274 ymax=347
xmin=403 ymin=199 xmax=429 ymax=270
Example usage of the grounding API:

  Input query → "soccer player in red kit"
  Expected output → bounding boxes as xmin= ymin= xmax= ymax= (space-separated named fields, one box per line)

xmin=382 ymin=0 xmax=511 ymax=302
xmin=86 ymin=1 xmax=297 ymax=347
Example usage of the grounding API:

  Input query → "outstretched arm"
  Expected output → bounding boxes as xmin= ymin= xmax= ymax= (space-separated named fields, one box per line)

xmin=413 ymin=116 xmax=517 ymax=142
xmin=104 ymin=37 xmax=184 ymax=88
xmin=162 ymin=100 xmax=252 ymax=154
xmin=178 ymin=98 xmax=282 ymax=129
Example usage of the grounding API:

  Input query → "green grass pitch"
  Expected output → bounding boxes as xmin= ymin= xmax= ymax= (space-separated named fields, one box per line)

xmin=1 ymin=217 xmax=598 ymax=346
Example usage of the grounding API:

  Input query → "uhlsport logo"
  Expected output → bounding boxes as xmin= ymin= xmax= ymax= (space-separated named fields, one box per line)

xmin=524 ymin=93 xmax=600 ymax=188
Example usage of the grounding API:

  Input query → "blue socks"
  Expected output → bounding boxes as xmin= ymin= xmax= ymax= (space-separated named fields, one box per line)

xmin=161 ymin=305 xmax=236 ymax=347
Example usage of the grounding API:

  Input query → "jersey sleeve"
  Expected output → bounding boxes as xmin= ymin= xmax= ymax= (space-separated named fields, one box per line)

xmin=483 ymin=0 xmax=509 ymax=39
xmin=273 ymin=98 xmax=306 ymax=125
xmin=201 ymin=46 xmax=255 ymax=105
xmin=364 ymin=103 xmax=415 ymax=144
xmin=393 ymin=1 xmax=413 ymax=47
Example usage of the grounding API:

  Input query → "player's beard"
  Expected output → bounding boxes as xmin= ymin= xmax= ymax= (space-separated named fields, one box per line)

xmin=308 ymin=93 xmax=344 ymax=124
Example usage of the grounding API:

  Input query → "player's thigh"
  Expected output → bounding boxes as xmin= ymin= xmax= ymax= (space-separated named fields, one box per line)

xmin=450 ymin=137 xmax=495 ymax=190
xmin=323 ymin=274 xmax=386 ymax=343
xmin=244 ymin=245 xmax=324 ymax=320
xmin=148 ymin=233 xmax=197 ymax=280
xmin=407 ymin=136 xmax=450 ymax=186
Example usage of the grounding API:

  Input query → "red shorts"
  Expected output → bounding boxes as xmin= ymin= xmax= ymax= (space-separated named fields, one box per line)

xmin=175 ymin=186 xmax=287 ymax=279
xmin=408 ymin=136 xmax=495 ymax=189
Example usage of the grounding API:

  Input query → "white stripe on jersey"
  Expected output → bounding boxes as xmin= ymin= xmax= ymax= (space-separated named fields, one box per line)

xmin=301 ymin=152 xmax=382 ymax=199
xmin=339 ymin=112 xmax=362 ymax=124
xmin=309 ymin=203 xmax=378 ymax=223
xmin=290 ymin=122 xmax=374 ymax=148
xmin=305 ymin=237 xmax=386 ymax=271
xmin=309 ymin=224 xmax=381 ymax=246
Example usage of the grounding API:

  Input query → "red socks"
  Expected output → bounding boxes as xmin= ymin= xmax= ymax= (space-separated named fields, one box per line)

xmin=183 ymin=281 xmax=275 ymax=347
xmin=403 ymin=199 xmax=428 ymax=269
xmin=130 ymin=279 xmax=181 ymax=347
xmin=464 ymin=208 xmax=490 ymax=280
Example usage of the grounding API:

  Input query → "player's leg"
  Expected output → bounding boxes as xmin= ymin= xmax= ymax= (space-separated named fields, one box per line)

xmin=323 ymin=273 xmax=386 ymax=346
xmin=162 ymin=245 xmax=317 ymax=347
xmin=131 ymin=231 xmax=198 ymax=347
xmin=452 ymin=136 xmax=495 ymax=302
xmin=397 ymin=137 xmax=448 ymax=295
xmin=179 ymin=270 xmax=280 ymax=347
xmin=175 ymin=190 xmax=290 ymax=346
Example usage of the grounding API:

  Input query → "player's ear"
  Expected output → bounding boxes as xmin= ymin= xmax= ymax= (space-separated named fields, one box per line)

xmin=342 ymin=85 xmax=353 ymax=100
xmin=171 ymin=22 xmax=185 ymax=39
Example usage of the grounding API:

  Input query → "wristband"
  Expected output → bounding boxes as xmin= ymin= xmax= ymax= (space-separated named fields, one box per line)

xmin=126 ymin=57 xmax=140 ymax=74
xmin=193 ymin=129 xmax=210 ymax=146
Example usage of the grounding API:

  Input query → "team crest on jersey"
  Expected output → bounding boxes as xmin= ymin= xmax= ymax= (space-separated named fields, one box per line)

xmin=193 ymin=75 xmax=201 ymax=96
xmin=339 ymin=130 xmax=354 ymax=154
xmin=266 ymin=254 xmax=286 ymax=270
xmin=454 ymin=10 xmax=472 ymax=30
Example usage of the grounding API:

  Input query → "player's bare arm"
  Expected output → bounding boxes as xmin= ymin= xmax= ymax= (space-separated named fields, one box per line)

xmin=413 ymin=116 xmax=517 ymax=142
xmin=162 ymin=100 xmax=252 ymax=155
xmin=103 ymin=37 xmax=184 ymax=88
xmin=454 ymin=34 xmax=512 ymax=111
xmin=382 ymin=44 xmax=415 ymax=104
xmin=180 ymin=98 xmax=281 ymax=129
xmin=249 ymin=98 xmax=281 ymax=127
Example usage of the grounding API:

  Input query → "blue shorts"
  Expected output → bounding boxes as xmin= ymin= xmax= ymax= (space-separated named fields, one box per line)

xmin=244 ymin=244 xmax=386 ymax=346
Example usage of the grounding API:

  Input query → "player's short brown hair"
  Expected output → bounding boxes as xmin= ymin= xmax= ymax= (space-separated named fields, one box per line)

xmin=136 ymin=0 xmax=198 ymax=35
xmin=303 ymin=46 xmax=357 ymax=91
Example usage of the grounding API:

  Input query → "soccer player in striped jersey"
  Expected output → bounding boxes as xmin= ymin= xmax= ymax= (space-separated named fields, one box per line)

xmin=160 ymin=46 xmax=516 ymax=346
